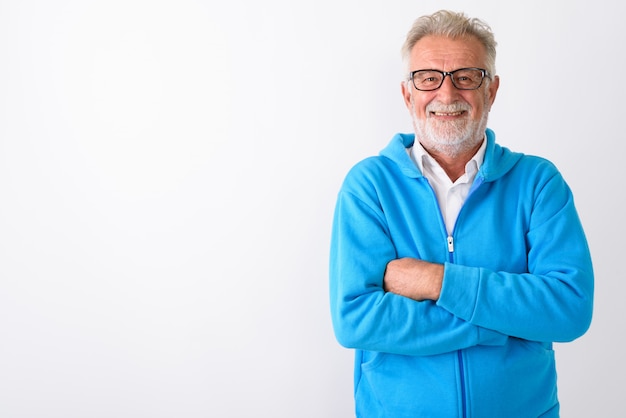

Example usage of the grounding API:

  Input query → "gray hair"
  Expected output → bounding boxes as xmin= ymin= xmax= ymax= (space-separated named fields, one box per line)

xmin=401 ymin=10 xmax=497 ymax=79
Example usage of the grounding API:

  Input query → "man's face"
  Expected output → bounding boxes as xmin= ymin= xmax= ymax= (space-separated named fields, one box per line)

xmin=401 ymin=35 xmax=499 ymax=158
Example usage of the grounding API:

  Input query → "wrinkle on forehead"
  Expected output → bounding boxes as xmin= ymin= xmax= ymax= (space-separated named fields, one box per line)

xmin=409 ymin=35 xmax=486 ymax=72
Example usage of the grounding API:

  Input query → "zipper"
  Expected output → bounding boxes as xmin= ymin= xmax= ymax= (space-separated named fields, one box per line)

xmin=447 ymin=236 xmax=454 ymax=260
xmin=424 ymin=176 xmax=473 ymax=418
xmin=447 ymin=234 xmax=467 ymax=418
xmin=448 ymin=176 xmax=485 ymax=418
xmin=458 ymin=350 xmax=467 ymax=418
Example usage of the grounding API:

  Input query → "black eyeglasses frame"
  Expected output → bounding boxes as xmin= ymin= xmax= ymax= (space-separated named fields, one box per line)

xmin=408 ymin=67 xmax=491 ymax=91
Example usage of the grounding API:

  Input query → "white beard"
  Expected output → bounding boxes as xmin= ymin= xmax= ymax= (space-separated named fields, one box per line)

xmin=412 ymin=100 xmax=489 ymax=158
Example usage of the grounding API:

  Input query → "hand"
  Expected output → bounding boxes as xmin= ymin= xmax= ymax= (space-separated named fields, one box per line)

xmin=383 ymin=258 xmax=444 ymax=301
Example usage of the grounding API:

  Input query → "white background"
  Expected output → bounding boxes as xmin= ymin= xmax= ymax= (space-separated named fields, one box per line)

xmin=0 ymin=1 xmax=623 ymax=417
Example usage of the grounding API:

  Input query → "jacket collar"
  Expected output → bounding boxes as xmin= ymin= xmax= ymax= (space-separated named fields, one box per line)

xmin=379 ymin=128 xmax=522 ymax=182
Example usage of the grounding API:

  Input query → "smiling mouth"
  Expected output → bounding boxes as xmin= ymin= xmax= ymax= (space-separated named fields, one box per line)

xmin=431 ymin=110 xmax=466 ymax=116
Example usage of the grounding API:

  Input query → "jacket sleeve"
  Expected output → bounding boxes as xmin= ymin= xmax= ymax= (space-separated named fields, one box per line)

xmin=329 ymin=186 xmax=507 ymax=357
xmin=437 ymin=169 xmax=594 ymax=343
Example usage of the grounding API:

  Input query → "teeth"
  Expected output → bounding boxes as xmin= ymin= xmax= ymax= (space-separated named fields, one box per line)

xmin=434 ymin=111 xmax=463 ymax=116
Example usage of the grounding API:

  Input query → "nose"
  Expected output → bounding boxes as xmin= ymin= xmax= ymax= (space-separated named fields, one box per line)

xmin=436 ymin=74 xmax=459 ymax=102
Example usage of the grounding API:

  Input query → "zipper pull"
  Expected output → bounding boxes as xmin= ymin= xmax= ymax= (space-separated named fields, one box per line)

xmin=447 ymin=236 xmax=454 ymax=252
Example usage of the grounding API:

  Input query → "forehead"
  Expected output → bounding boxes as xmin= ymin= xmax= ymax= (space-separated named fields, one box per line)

xmin=409 ymin=35 xmax=487 ymax=70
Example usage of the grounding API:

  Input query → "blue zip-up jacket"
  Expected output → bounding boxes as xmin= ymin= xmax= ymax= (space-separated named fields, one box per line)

xmin=329 ymin=129 xmax=594 ymax=417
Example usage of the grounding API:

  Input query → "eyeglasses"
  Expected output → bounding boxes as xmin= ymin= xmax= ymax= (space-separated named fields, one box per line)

xmin=409 ymin=67 xmax=490 ymax=91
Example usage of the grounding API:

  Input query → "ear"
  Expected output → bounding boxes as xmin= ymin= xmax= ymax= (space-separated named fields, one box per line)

xmin=401 ymin=81 xmax=412 ymax=110
xmin=486 ymin=75 xmax=500 ymax=109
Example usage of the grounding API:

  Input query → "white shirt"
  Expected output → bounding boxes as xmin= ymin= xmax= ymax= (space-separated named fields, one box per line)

xmin=409 ymin=139 xmax=486 ymax=234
